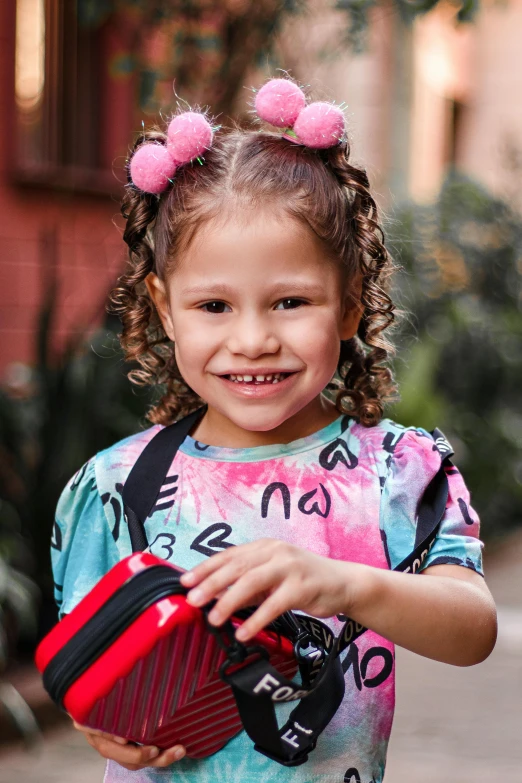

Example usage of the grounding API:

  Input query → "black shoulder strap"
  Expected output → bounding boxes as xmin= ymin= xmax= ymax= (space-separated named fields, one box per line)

xmin=122 ymin=407 xmax=205 ymax=551
xmin=414 ymin=427 xmax=454 ymax=548
xmin=335 ymin=426 xmax=454 ymax=652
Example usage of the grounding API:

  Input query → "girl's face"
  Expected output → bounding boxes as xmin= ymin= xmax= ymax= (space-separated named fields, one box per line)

xmin=147 ymin=211 xmax=361 ymax=446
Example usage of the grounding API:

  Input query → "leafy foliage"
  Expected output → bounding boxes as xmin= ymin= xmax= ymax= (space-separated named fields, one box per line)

xmin=0 ymin=499 xmax=39 ymax=665
xmin=77 ymin=0 xmax=474 ymax=115
xmin=388 ymin=173 xmax=522 ymax=539
xmin=0 ymin=300 xmax=155 ymax=606
xmin=78 ymin=0 xmax=302 ymax=117
xmin=0 ymin=449 xmax=40 ymax=740
xmin=335 ymin=0 xmax=477 ymax=51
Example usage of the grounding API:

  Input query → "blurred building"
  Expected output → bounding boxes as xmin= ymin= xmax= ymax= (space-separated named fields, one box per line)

xmin=273 ymin=0 xmax=522 ymax=206
xmin=0 ymin=0 xmax=133 ymax=375
xmin=1 ymin=0 xmax=522 ymax=374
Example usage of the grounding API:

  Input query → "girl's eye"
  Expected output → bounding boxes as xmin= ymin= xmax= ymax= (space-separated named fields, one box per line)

xmin=201 ymin=301 xmax=231 ymax=314
xmin=275 ymin=298 xmax=306 ymax=311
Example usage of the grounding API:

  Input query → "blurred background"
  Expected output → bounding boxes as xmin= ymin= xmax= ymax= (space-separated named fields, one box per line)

xmin=0 ymin=0 xmax=521 ymax=780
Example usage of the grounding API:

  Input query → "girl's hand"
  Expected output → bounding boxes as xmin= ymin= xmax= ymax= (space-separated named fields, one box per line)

xmin=72 ymin=722 xmax=186 ymax=770
xmin=180 ymin=538 xmax=355 ymax=642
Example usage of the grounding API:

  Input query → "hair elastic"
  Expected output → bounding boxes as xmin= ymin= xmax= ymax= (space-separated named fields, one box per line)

xmin=254 ymin=78 xmax=345 ymax=150
xmin=129 ymin=111 xmax=213 ymax=195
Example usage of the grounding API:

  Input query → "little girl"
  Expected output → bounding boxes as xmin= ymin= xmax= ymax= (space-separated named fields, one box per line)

xmin=52 ymin=78 xmax=496 ymax=783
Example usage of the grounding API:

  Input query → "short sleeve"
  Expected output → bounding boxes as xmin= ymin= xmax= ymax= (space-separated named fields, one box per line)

xmin=51 ymin=458 xmax=119 ymax=619
xmin=380 ymin=428 xmax=483 ymax=576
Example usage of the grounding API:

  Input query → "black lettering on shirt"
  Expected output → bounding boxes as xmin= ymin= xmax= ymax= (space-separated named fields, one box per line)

xmin=100 ymin=483 xmax=125 ymax=542
xmin=340 ymin=415 xmax=351 ymax=434
xmin=360 ymin=646 xmax=394 ymax=688
xmin=70 ymin=462 xmax=88 ymax=491
xmin=110 ymin=497 xmax=121 ymax=542
xmin=297 ymin=484 xmax=331 ymax=518
xmin=457 ymin=497 xmax=474 ymax=525
xmin=318 ymin=439 xmax=358 ymax=472
xmin=51 ymin=521 xmax=62 ymax=551
xmin=194 ymin=441 xmax=210 ymax=451
xmin=261 ymin=482 xmax=291 ymax=520
xmin=342 ymin=642 xmax=393 ymax=691
xmin=150 ymin=533 xmax=176 ymax=560
xmin=191 ymin=523 xmax=235 ymax=557
xmin=149 ymin=475 xmax=179 ymax=516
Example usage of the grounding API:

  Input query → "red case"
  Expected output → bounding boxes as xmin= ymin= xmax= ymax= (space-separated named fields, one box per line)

xmin=36 ymin=553 xmax=297 ymax=759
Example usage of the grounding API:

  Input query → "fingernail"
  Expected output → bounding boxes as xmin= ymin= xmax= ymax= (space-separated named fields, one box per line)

xmin=207 ymin=609 xmax=221 ymax=625
xmin=172 ymin=747 xmax=185 ymax=760
xmin=235 ymin=626 xmax=248 ymax=641
xmin=187 ymin=588 xmax=204 ymax=605
xmin=147 ymin=748 xmax=159 ymax=760
xmin=113 ymin=736 xmax=127 ymax=745
xmin=180 ymin=572 xmax=195 ymax=585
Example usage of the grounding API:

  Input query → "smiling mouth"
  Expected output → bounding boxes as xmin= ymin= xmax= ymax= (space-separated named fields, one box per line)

xmin=220 ymin=372 xmax=295 ymax=385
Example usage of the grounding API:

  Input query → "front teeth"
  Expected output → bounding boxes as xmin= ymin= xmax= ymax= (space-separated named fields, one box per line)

xmin=227 ymin=373 xmax=287 ymax=384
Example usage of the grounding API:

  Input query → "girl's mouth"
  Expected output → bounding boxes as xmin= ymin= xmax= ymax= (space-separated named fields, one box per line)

xmin=220 ymin=372 xmax=294 ymax=385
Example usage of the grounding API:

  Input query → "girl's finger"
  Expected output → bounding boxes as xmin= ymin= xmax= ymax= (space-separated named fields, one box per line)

xmin=206 ymin=564 xmax=285 ymax=626
xmin=148 ymin=745 xmax=186 ymax=767
xmin=73 ymin=722 xmax=128 ymax=744
xmin=86 ymin=734 xmax=160 ymax=766
xmin=117 ymin=745 xmax=186 ymax=771
xmin=181 ymin=538 xmax=274 ymax=588
xmin=118 ymin=746 xmax=186 ymax=771
xmin=186 ymin=550 xmax=272 ymax=607
xmin=234 ymin=585 xmax=296 ymax=641
xmin=180 ymin=547 xmax=236 ymax=587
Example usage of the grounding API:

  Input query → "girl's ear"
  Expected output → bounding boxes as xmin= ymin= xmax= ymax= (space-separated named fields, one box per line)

xmin=145 ymin=273 xmax=175 ymax=341
xmin=340 ymin=302 xmax=363 ymax=340
xmin=340 ymin=278 xmax=363 ymax=340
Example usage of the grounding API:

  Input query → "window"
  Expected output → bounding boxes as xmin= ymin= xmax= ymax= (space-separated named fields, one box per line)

xmin=14 ymin=0 xmax=134 ymax=195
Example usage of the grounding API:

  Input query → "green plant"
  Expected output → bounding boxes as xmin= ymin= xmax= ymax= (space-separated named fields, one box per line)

xmin=388 ymin=173 xmax=522 ymax=539
xmin=0 ymin=297 xmax=155 ymax=611
xmin=0 ymin=499 xmax=40 ymax=743
xmin=76 ymin=0 xmax=476 ymax=115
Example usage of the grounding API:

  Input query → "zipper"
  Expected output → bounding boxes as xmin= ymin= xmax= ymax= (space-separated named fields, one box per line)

xmin=44 ymin=567 xmax=310 ymax=709
xmin=44 ymin=565 xmax=186 ymax=706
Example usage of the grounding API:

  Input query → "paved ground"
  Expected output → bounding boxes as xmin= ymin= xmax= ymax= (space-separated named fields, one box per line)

xmin=386 ymin=532 xmax=522 ymax=783
xmin=1 ymin=534 xmax=521 ymax=782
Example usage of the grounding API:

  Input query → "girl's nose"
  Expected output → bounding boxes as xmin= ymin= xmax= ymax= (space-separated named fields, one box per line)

xmin=226 ymin=315 xmax=280 ymax=358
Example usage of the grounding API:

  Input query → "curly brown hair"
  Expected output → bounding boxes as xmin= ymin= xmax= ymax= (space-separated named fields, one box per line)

xmin=110 ymin=127 xmax=399 ymax=427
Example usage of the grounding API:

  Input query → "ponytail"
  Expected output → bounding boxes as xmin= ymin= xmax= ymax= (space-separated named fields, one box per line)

xmin=325 ymin=144 xmax=399 ymax=426
xmin=110 ymin=132 xmax=202 ymax=425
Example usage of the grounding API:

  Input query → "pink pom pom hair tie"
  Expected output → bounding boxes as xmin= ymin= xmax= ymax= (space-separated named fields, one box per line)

xmin=129 ymin=111 xmax=214 ymax=194
xmin=129 ymin=80 xmax=345 ymax=194
xmin=167 ymin=112 xmax=214 ymax=164
xmin=254 ymin=79 xmax=306 ymax=128
xmin=254 ymin=78 xmax=346 ymax=150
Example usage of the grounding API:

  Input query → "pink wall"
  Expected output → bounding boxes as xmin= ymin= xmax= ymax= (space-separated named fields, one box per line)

xmin=458 ymin=0 xmax=522 ymax=203
xmin=270 ymin=1 xmax=395 ymax=198
xmin=0 ymin=1 xmax=131 ymax=375
xmin=408 ymin=0 xmax=522 ymax=204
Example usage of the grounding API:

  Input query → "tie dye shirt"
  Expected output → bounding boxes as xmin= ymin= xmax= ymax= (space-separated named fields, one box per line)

xmin=51 ymin=414 xmax=483 ymax=783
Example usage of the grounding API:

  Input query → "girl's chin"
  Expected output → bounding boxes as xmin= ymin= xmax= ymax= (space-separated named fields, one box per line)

xmin=187 ymin=372 xmax=333 ymax=437
xmin=211 ymin=406 xmax=297 ymax=434
xmin=202 ymin=396 xmax=324 ymax=438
